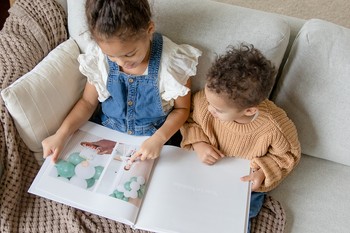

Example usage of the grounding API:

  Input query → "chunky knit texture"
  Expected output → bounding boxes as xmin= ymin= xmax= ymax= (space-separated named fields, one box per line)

xmin=251 ymin=195 xmax=286 ymax=232
xmin=0 ymin=0 xmax=151 ymax=232
xmin=181 ymin=90 xmax=301 ymax=192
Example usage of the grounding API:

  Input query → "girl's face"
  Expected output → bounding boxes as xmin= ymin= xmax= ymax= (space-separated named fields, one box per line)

xmin=204 ymin=85 xmax=257 ymax=123
xmin=97 ymin=23 xmax=155 ymax=72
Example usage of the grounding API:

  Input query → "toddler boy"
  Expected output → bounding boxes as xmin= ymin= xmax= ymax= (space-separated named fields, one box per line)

xmin=181 ymin=43 xmax=301 ymax=232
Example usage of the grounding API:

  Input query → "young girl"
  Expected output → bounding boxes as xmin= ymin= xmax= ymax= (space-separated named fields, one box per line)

xmin=42 ymin=0 xmax=201 ymax=163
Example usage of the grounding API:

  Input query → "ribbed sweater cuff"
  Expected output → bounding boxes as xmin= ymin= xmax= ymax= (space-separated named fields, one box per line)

xmin=180 ymin=126 xmax=210 ymax=149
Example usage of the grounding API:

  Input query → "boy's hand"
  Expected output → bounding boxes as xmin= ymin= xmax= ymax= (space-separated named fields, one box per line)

xmin=192 ymin=142 xmax=224 ymax=165
xmin=130 ymin=134 xmax=165 ymax=162
xmin=240 ymin=168 xmax=265 ymax=191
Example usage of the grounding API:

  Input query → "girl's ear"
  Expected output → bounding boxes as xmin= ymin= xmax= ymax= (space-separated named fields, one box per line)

xmin=243 ymin=107 xmax=258 ymax=116
xmin=147 ymin=21 xmax=156 ymax=35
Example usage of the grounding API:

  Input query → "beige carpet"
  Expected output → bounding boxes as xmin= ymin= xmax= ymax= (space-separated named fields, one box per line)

xmin=213 ymin=0 xmax=350 ymax=29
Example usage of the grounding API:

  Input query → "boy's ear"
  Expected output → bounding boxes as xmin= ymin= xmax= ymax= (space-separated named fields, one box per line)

xmin=244 ymin=107 xmax=258 ymax=116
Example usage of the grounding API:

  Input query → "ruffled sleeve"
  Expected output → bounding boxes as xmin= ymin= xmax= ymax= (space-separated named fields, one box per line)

xmin=159 ymin=36 xmax=202 ymax=102
xmin=77 ymin=40 xmax=110 ymax=102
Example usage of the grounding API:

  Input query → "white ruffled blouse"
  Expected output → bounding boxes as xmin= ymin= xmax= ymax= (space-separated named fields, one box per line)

xmin=78 ymin=35 xmax=202 ymax=113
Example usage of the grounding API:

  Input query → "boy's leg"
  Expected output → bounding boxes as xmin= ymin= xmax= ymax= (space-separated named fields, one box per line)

xmin=248 ymin=192 xmax=266 ymax=233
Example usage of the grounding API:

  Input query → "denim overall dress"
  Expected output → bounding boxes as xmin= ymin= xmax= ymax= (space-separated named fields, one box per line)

xmin=100 ymin=33 xmax=167 ymax=136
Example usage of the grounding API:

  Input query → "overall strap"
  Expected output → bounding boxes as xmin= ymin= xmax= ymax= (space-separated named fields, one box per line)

xmin=147 ymin=32 xmax=163 ymax=78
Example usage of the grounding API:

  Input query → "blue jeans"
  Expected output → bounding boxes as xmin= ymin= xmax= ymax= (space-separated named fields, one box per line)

xmin=248 ymin=192 xmax=266 ymax=233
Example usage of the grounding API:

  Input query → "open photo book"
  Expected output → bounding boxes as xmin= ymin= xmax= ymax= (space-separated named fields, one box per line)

xmin=29 ymin=121 xmax=252 ymax=233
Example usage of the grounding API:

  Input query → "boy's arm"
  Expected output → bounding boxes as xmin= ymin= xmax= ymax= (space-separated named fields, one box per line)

xmin=180 ymin=90 xmax=211 ymax=150
xmin=251 ymin=128 xmax=301 ymax=192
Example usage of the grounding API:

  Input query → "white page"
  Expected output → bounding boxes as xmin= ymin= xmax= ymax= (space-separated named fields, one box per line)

xmin=29 ymin=121 xmax=153 ymax=225
xmin=136 ymin=146 xmax=251 ymax=233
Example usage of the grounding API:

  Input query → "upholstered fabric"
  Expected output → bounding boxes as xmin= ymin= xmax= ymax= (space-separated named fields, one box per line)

xmin=67 ymin=0 xmax=90 ymax=53
xmin=152 ymin=0 xmax=291 ymax=93
xmin=272 ymin=19 xmax=350 ymax=166
xmin=270 ymin=154 xmax=350 ymax=233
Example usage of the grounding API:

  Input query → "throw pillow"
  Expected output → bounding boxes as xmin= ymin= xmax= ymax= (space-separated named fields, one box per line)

xmin=1 ymin=38 xmax=86 ymax=153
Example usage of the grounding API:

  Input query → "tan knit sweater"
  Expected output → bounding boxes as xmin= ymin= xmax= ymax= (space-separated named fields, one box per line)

xmin=181 ymin=90 xmax=301 ymax=192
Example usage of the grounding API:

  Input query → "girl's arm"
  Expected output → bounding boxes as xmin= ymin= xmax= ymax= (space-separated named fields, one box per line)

xmin=154 ymin=78 xmax=192 ymax=143
xmin=42 ymin=82 xmax=99 ymax=162
xmin=131 ymin=79 xmax=192 ymax=161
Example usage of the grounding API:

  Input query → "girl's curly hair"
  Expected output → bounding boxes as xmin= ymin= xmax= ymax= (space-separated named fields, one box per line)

xmin=206 ymin=43 xmax=276 ymax=109
xmin=85 ymin=0 xmax=152 ymax=41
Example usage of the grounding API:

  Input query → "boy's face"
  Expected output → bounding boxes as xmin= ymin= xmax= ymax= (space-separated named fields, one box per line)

xmin=204 ymin=86 xmax=256 ymax=123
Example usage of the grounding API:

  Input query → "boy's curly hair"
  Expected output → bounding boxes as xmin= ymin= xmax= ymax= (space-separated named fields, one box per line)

xmin=206 ymin=43 xmax=277 ymax=109
xmin=85 ymin=0 xmax=152 ymax=41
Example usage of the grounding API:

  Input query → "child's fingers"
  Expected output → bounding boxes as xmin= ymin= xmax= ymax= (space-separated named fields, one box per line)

xmin=43 ymin=147 xmax=59 ymax=163
xmin=51 ymin=149 xmax=60 ymax=163
xmin=42 ymin=148 xmax=52 ymax=159
xmin=205 ymin=157 xmax=215 ymax=164
xmin=141 ymin=154 xmax=148 ymax=161
xmin=204 ymin=153 xmax=219 ymax=165
xmin=240 ymin=174 xmax=252 ymax=182
xmin=241 ymin=173 xmax=263 ymax=191
xmin=130 ymin=150 xmax=142 ymax=163
xmin=210 ymin=152 xmax=220 ymax=160
xmin=240 ymin=175 xmax=257 ymax=190
xmin=212 ymin=147 xmax=225 ymax=158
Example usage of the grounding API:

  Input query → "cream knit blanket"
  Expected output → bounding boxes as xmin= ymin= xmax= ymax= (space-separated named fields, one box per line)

xmin=0 ymin=0 xmax=285 ymax=232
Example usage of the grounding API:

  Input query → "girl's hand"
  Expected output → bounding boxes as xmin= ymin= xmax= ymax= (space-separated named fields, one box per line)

xmin=192 ymin=142 xmax=225 ymax=165
xmin=240 ymin=168 xmax=265 ymax=191
xmin=130 ymin=134 xmax=165 ymax=162
xmin=42 ymin=133 xmax=67 ymax=163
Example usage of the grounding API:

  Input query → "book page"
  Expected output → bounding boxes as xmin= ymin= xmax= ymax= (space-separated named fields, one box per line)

xmin=29 ymin=121 xmax=154 ymax=226
xmin=135 ymin=146 xmax=251 ymax=233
